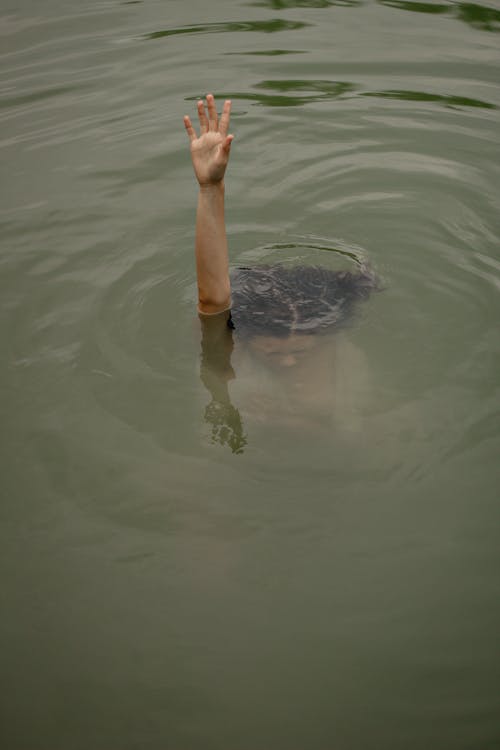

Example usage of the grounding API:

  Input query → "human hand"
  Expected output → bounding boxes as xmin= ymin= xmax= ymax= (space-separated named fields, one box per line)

xmin=183 ymin=94 xmax=234 ymax=187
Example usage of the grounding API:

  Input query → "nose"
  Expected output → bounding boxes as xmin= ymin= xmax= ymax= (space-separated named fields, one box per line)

xmin=281 ymin=355 xmax=297 ymax=367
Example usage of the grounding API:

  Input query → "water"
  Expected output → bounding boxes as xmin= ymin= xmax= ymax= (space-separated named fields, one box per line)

xmin=1 ymin=0 xmax=499 ymax=747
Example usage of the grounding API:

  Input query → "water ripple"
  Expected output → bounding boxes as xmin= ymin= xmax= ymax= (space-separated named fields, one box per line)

xmin=224 ymin=48 xmax=308 ymax=55
xmin=187 ymin=78 xmax=497 ymax=110
xmin=144 ymin=19 xmax=311 ymax=41
xmin=363 ymin=89 xmax=496 ymax=109
xmin=251 ymin=0 xmax=361 ymax=7
xmin=378 ymin=1 xmax=500 ymax=32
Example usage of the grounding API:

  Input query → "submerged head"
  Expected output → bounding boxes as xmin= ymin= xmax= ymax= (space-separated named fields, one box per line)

xmin=230 ymin=264 xmax=378 ymax=358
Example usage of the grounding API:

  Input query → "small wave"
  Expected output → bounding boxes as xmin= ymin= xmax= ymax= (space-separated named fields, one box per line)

xmin=224 ymin=48 xmax=307 ymax=56
xmin=144 ymin=19 xmax=310 ymax=41
xmin=237 ymin=236 xmax=370 ymax=269
xmin=362 ymin=89 xmax=496 ymax=110
xmin=186 ymin=79 xmax=496 ymax=110
xmin=377 ymin=1 xmax=500 ymax=33
xmin=251 ymin=0 xmax=361 ymax=7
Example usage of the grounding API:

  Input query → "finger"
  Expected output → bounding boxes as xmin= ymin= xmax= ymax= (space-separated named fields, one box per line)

xmin=219 ymin=99 xmax=232 ymax=137
xmin=183 ymin=115 xmax=196 ymax=142
xmin=206 ymin=93 xmax=218 ymax=132
xmin=222 ymin=134 xmax=234 ymax=153
xmin=197 ymin=99 xmax=209 ymax=134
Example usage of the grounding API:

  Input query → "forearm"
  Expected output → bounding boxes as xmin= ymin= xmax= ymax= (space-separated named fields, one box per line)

xmin=195 ymin=181 xmax=231 ymax=314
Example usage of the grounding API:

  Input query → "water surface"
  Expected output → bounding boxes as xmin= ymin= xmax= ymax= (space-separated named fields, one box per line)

xmin=1 ymin=1 xmax=499 ymax=748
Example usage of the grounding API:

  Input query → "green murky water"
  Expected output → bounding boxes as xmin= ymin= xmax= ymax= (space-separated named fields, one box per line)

xmin=1 ymin=1 xmax=499 ymax=747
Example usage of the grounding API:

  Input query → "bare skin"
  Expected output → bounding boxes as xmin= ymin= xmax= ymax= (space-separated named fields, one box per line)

xmin=184 ymin=95 xmax=324 ymax=374
xmin=248 ymin=333 xmax=319 ymax=369
xmin=184 ymin=94 xmax=234 ymax=314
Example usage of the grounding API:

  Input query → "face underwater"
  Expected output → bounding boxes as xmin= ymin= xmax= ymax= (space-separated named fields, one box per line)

xmin=248 ymin=333 xmax=319 ymax=368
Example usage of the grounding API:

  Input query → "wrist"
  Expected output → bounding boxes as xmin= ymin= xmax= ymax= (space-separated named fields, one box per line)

xmin=199 ymin=180 xmax=225 ymax=193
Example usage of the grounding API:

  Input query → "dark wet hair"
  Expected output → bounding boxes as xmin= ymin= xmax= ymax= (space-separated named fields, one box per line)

xmin=230 ymin=264 xmax=378 ymax=339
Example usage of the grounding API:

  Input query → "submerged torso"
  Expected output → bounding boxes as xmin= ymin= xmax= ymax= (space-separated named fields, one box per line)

xmin=229 ymin=332 xmax=370 ymax=438
xmin=198 ymin=264 xmax=376 ymax=451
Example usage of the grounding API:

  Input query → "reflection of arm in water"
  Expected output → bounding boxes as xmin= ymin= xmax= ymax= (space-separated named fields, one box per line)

xmin=183 ymin=94 xmax=234 ymax=315
xmin=199 ymin=312 xmax=247 ymax=454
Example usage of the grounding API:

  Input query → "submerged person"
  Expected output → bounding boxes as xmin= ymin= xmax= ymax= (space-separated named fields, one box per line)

xmin=183 ymin=95 xmax=377 ymax=452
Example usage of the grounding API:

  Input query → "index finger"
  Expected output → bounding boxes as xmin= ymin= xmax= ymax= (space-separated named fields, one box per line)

xmin=219 ymin=99 xmax=232 ymax=138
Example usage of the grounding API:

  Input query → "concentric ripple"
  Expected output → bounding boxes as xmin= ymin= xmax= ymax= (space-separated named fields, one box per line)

xmin=1 ymin=2 xmax=499 ymax=748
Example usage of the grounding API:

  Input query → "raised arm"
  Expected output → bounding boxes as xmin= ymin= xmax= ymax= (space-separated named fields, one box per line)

xmin=184 ymin=95 xmax=234 ymax=315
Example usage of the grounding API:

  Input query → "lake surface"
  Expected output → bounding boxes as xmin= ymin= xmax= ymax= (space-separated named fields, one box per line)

xmin=1 ymin=1 xmax=499 ymax=748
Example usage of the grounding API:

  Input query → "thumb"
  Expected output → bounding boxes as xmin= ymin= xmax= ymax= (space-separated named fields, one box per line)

xmin=222 ymin=134 xmax=234 ymax=153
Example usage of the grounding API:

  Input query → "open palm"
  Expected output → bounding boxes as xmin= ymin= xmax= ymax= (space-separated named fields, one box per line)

xmin=184 ymin=95 xmax=233 ymax=187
